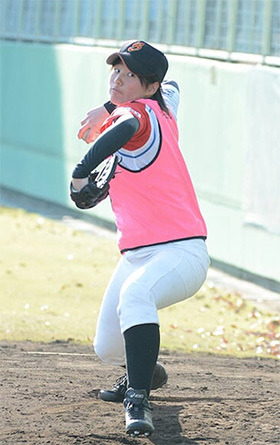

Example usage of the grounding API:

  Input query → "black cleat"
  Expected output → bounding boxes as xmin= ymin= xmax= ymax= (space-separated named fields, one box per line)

xmin=98 ymin=374 xmax=127 ymax=402
xmin=98 ymin=362 xmax=168 ymax=403
xmin=151 ymin=362 xmax=168 ymax=390
xmin=124 ymin=388 xmax=154 ymax=437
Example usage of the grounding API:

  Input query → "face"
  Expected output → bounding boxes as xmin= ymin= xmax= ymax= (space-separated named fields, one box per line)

xmin=109 ymin=61 xmax=158 ymax=105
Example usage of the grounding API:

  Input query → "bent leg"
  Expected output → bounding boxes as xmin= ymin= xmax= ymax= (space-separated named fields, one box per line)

xmin=117 ymin=239 xmax=210 ymax=333
xmin=94 ymin=255 xmax=133 ymax=365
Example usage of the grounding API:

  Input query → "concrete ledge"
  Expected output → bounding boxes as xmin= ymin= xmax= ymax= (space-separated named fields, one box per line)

xmin=210 ymin=259 xmax=280 ymax=294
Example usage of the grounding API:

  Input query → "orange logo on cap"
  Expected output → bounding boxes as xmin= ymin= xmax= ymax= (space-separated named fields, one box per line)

xmin=128 ymin=42 xmax=145 ymax=52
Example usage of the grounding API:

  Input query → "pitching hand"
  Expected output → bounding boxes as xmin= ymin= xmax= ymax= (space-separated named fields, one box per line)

xmin=78 ymin=105 xmax=109 ymax=144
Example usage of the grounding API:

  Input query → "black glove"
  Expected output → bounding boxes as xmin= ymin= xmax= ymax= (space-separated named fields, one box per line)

xmin=70 ymin=155 xmax=118 ymax=209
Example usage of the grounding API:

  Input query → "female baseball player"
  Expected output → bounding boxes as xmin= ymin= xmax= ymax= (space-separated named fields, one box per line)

xmin=71 ymin=40 xmax=210 ymax=437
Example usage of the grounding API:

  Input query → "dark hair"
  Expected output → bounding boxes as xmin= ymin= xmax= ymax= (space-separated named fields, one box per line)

xmin=112 ymin=59 xmax=169 ymax=115
xmin=137 ymin=73 xmax=170 ymax=115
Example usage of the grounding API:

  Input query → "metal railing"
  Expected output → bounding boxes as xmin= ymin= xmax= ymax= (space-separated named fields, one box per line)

xmin=1 ymin=0 xmax=279 ymax=65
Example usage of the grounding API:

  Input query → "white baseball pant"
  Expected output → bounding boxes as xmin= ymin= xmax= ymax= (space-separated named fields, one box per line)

xmin=94 ymin=238 xmax=210 ymax=365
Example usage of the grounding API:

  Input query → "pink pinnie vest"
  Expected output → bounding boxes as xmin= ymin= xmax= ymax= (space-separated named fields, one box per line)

xmin=109 ymin=99 xmax=207 ymax=252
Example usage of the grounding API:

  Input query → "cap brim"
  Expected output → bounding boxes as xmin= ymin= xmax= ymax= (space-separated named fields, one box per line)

xmin=106 ymin=53 xmax=139 ymax=75
xmin=106 ymin=53 xmax=149 ymax=78
xmin=106 ymin=52 xmax=121 ymax=65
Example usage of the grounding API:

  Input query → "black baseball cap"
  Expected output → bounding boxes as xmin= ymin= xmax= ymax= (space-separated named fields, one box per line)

xmin=106 ymin=40 xmax=168 ymax=83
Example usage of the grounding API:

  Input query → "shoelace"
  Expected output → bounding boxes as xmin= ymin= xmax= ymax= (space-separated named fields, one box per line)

xmin=126 ymin=402 xmax=145 ymax=418
xmin=113 ymin=374 xmax=127 ymax=389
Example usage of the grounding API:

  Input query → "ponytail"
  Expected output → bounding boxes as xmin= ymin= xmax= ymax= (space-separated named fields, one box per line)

xmin=152 ymin=88 xmax=170 ymax=115
xmin=137 ymin=74 xmax=170 ymax=116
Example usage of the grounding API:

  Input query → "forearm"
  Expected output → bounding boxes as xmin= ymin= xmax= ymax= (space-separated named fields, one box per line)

xmin=71 ymin=177 xmax=89 ymax=191
xmin=73 ymin=114 xmax=139 ymax=178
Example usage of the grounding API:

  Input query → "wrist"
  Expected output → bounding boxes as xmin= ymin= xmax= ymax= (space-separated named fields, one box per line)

xmin=71 ymin=177 xmax=88 ymax=191
xmin=104 ymin=101 xmax=116 ymax=114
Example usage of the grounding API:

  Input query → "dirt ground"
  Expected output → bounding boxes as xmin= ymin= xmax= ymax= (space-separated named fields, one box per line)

xmin=1 ymin=341 xmax=279 ymax=445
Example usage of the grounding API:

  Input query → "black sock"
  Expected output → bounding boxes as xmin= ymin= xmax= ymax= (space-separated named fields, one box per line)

xmin=124 ymin=323 xmax=160 ymax=396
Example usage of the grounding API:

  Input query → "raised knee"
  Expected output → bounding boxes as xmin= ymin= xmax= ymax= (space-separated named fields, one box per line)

xmin=93 ymin=339 xmax=125 ymax=366
xmin=94 ymin=339 xmax=113 ymax=363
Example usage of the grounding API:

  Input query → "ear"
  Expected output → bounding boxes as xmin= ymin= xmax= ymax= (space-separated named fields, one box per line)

xmin=147 ymin=81 xmax=160 ymax=96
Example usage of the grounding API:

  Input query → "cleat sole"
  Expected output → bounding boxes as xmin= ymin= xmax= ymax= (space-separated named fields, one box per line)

xmin=127 ymin=429 xmax=153 ymax=437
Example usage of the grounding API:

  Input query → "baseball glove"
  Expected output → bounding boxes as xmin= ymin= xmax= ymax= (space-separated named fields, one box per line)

xmin=70 ymin=155 xmax=118 ymax=209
